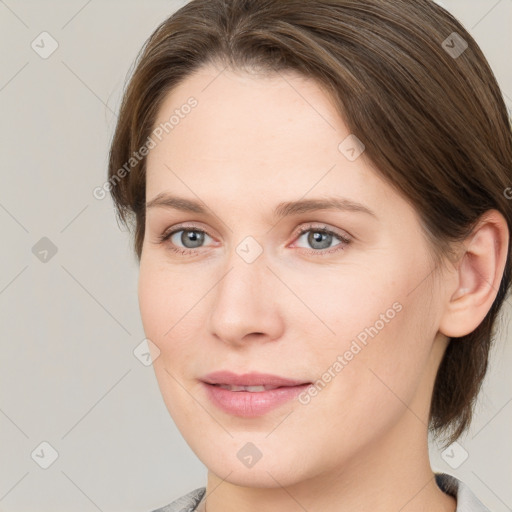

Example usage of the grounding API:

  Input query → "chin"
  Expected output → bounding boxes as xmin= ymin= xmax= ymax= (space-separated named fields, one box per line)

xmin=208 ymin=461 xmax=304 ymax=489
xmin=194 ymin=436 xmax=317 ymax=489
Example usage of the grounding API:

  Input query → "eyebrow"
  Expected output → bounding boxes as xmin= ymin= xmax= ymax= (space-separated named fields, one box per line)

xmin=145 ymin=193 xmax=377 ymax=219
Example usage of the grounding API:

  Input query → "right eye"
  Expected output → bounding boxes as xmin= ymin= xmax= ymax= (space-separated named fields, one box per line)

xmin=157 ymin=225 xmax=215 ymax=255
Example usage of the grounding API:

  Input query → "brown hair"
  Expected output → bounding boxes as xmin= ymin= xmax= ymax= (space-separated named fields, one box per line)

xmin=107 ymin=0 xmax=512 ymax=445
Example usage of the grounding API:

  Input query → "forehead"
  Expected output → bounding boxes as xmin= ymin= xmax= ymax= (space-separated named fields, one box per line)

xmin=149 ymin=66 xmax=365 ymax=178
xmin=151 ymin=64 xmax=343 ymax=157
xmin=144 ymin=63 xmax=413 ymax=227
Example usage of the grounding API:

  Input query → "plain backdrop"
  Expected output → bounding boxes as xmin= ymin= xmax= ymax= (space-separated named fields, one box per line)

xmin=0 ymin=1 xmax=511 ymax=511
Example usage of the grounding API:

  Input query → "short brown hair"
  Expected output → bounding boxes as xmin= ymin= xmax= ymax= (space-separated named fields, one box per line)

xmin=107 ymin=0 xmax=512 ymax=444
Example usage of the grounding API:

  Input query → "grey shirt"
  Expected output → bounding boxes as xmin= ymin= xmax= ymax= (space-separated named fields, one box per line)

xmin=149 ymin=473 xmax=490 ymax=512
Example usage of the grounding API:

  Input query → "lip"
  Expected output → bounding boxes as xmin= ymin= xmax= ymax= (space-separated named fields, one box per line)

xmin=201 ymin=370 xmax=309 ymax=387
xmin=200 ymin=371 xmax=312 ymax=417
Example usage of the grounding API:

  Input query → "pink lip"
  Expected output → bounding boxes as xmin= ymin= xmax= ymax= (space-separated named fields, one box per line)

xmin=201 ymin=370 xmax=309 ymax=387
xmin=200 ymin=371 xmax=312 ymax=417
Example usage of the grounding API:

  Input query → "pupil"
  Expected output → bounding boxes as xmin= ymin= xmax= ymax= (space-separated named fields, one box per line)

xmin=183 ymin=230 xmax=204 ymax=248
xmin=309 ymin=231 xmax=331 ymax=249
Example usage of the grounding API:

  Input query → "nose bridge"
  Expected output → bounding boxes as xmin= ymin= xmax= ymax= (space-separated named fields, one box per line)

xmin=208 ymin=234 xmax=282 ymax=343
xmin=216 ymin=234 xmax=268 ymax=308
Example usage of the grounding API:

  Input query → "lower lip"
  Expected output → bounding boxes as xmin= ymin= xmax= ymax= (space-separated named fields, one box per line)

xmin=202 ymin=382 xmax=311 ymax=417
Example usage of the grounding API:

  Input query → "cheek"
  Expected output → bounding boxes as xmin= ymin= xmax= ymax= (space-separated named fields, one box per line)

xmin=138 ymin=261 xmax=207 ymax=376
xmin=138 ymin=263 xmax=202 ymax=420
xmin=138 ymin=259 xmax=191 ymax=338
xmin=138 ymin=263 xmax=182 ymax=378
xmin=138 ymin=265 xmax=166 ymax=341
xmin=290 ymin=258 xmax=435 ymax=410
xmin=282 ymin=261 xmax=405 ymax=352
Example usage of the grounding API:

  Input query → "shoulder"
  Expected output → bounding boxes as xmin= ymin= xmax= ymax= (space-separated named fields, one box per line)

xmin=148 ymin=487 xmax=206 ymax=512
xmin=435 ymin=473 xmax=491 ymax=512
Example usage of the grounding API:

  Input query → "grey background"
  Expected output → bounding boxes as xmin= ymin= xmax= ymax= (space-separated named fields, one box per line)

xmin=0 ymin=1 xmax=510 ymax=511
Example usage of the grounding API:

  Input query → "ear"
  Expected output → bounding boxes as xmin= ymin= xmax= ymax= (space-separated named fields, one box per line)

xmin=439 ymin=210 xmax=509 ymax=338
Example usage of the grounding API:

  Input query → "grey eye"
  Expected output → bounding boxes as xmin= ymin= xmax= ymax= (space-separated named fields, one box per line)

xmin=296 ymin=229 xmax=342 ymax=250
xmin=171 ymin=229 xmax=210 ymax=249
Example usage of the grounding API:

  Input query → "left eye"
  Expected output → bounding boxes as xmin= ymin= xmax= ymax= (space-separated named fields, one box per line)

xmin=294 ymin=227 xmax=350 ymax=252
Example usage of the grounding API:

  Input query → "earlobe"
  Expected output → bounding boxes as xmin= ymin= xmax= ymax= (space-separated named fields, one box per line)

xmin=439 ymin=210 xmax=509 ymax=338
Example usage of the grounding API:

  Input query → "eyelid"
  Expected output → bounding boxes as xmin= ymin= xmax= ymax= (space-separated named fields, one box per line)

xmin=290 ymin=222 xmax=352 ymax=243
xmin=159 ymin=221 xmax=216 ymax=240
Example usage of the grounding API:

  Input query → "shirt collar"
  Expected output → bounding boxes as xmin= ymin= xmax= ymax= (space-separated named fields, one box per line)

xmin=435 ymin=473 xmax=491 ymax=512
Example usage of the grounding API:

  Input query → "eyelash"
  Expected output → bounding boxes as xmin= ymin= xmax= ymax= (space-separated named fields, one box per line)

xmin=156 ymin=223 xmax=352 ymax=257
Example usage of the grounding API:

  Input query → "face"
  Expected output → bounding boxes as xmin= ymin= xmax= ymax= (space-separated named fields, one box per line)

xmin=138 ymin=63 xmax=447 ymax=488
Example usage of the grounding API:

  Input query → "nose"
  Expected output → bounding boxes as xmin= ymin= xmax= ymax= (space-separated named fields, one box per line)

xmin=208 ymin=249 xmax=285 ymax=347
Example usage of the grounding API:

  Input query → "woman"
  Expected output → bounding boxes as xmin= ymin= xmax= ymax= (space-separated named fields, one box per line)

xmin=107 ymin=1 xmax=512 ymax=510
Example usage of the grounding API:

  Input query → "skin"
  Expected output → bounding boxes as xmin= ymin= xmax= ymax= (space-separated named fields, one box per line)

xmin=138 ymin=62 xmax=508 ymax=512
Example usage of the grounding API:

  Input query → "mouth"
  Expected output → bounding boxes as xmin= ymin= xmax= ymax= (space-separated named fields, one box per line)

xmin=200 ymin=371 xmax=312 ymax=417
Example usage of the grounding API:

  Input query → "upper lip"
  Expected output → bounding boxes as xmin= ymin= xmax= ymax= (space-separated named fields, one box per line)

xmin=201 ymin=371 xmax=310 ymax=387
